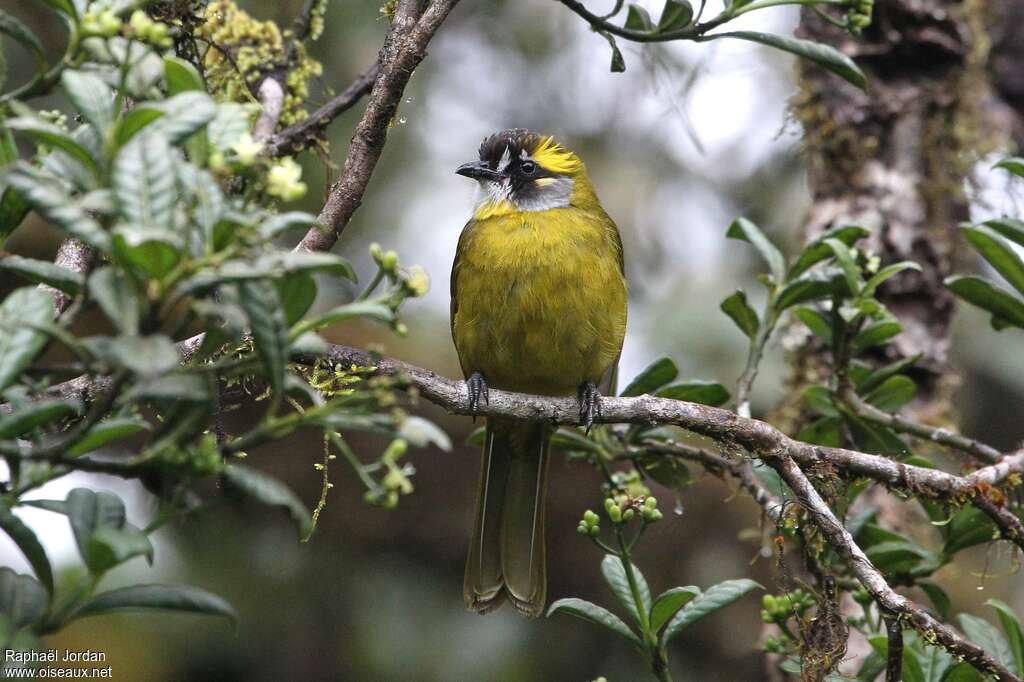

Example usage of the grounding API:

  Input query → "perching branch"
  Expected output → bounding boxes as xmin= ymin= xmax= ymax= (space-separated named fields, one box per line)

xmin=42 ymin=237 xmax=94 ymax=316
xmin=252 ymin=77 xmax=286 ymax=142
xmin=296 ymin=0 xmax=462 ymax=253
xmin=265 ymin=62 xmax=380 ymax=157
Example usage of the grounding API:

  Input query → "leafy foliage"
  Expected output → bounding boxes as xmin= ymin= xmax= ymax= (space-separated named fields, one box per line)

xmin=0 ymin=0 xmax=437 ymax=669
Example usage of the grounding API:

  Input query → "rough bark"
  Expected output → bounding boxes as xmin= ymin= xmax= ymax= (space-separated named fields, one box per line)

xmin=794 ymin=0 xmax=987 ymax=410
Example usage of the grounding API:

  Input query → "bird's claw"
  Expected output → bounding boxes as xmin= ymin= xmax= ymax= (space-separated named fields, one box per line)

xmin=579 ymin=381 xmax=602 ymax=434
xmin=467 ymin=372 xmax=489 ymax=419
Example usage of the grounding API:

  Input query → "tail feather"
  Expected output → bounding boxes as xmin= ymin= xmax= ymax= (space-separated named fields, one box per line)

xmin=464 ymin=418 xmax=551 ymax=618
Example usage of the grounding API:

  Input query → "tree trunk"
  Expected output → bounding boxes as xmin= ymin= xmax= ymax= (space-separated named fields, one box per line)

xmin=793 ymin=0 xmax=988 ymax=415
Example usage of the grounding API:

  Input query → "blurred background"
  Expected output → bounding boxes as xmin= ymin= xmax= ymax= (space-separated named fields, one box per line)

xmin=1 ymin=0 xmax=1023 ymax=679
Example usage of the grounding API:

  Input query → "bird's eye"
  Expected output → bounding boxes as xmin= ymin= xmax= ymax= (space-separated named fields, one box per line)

xmin=520 ymin=161 xmax=537 ymax=176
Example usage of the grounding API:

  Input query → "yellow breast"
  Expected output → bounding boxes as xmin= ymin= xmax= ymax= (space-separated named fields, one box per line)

xmin=451 ymin=206 xmax=627 ymax=396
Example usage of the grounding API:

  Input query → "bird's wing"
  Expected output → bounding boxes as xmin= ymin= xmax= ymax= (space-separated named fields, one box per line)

xmin=450 ymin=218 xmax=477 ymax=379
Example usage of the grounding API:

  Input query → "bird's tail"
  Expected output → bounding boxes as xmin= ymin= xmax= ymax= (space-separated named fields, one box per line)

xmin=464 ymin=417 xmax=551 ymax=618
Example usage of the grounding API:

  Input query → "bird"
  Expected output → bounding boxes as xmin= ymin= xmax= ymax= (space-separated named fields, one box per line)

xmin=450 ymin=129 xmax=627 ymax=617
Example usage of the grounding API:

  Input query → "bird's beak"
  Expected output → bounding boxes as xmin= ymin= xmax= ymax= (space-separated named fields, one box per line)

xmin=456 ymin=160 xmax=504 ymax=182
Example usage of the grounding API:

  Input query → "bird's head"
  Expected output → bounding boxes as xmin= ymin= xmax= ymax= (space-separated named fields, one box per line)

xmin=456 ymin=129 xmax=586 ymax=219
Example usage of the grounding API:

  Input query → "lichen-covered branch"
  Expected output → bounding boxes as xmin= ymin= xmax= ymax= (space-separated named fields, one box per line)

xmin=296 ymin=0 xmax=462 ymax=253
xmin=42 ymin=237 xmax=94 ymax=315
xmin=769 ymin=454 xmax=1021 ymax=682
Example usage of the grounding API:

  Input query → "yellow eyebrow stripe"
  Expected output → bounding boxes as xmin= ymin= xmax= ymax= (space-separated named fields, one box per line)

xmin=531 ymin=136 xmax=582 ymax=175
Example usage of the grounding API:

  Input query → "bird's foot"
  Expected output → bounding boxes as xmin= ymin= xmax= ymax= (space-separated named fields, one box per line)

xmin=578 ymin=381 xmax=602 ymax=434
xmin=467 ymin=372 xmax=489 ymax=419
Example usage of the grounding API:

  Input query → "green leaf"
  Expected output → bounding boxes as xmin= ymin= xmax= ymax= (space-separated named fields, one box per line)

xmin=0 ymin=287 xmax=53 ymax=391
xmin=865 ymin=540 xmax=934 ymax=575
xmin=6 ymin=119 xmax=101 ymax=179
xmin=546 ymin=598 xmax=640 ymax=646
xmin=863 ymin=261 xmax=921 ymax=297
xmin=223 ymin=465 xmax=312 ymax=539
xmin=598 ymin=30 xmax=626 ymax=72
xmin=124 ymin=374 xmax=210 ymax=403
xmin=4 ymin=167 xmax=110 ymax=249
xmin=789 ymin=225 xmax=870 ymax=279
xmin=941 ymin=663 xmax=984 ymax=682
xmin=857 ymin=354 xmax=922 ymax=393
xmin=62 ymin=70 xmax=115 ymax=133
xmin=655 ymin=380 xmax=730 ymax=406
xmin=149 ymin=92 xmax=217 ymax=145
xmin=164 ymin=56 xmax=204 ymax=94
xmin=0 ymin=568 xmax=46 ymax=629
xmin=918 ymin=582 xmax=950 ymax=620
xmin=88 ymin=267 xmax=141 ymax=334
xmin=657 ymin=0 xmax=693 ymax=31
xmin=111 ymin=225 xmax=183 ymax=278
xmin=276 ymin=274 xmax=317 ymax=327
xmin=72 ymin=583 xmax=235 ymax=623
xmin=113 ymin=133 xmax=176 ymax=230
xmin=726 ymin=217 xmax=785 ymax=285
xmin=942 ymin=506 xmax=996 ymax=556
xmin=867 ymin=634 xmax=925 ymax=682
xmin=0 ymin=254 xmax=83 ymax=295
xmin=65 ymin=488 xmax=126 ymax=571
xmin=797 ymin=416 xmax=842 ymax=447
xmin=0 ymin=505 xmax=53 ymax=594
xmin=662 ymin=578 xmax=760 ymax=644
xmin=945 ymin=275 xmax=1024 ymax=330
xmin=260 ymin=211 xmax=321 ymax=240
xmin=851 ymin=320 xmax=902 ymax=354
xmin=963 ymin=225 xmax=1024 ymax=297
xmin=802 ymin=385 xmax=838 ymax=417
xmin=649 ymin=586 xmax=700 ymax=633
xmin=239 ymin=281 xmax=288 ymax=402
xmin=0 ymin=400 xmax=79 ymax=438
xmin=206 ymin=103 xmax=251 ymax=153
xmin=983 ymin=218 xmax=1024 ymax=249
xmin=0 ymin=10 xmax=47 ymax=71
xmin=639 ymin=454 xmax=690 ymax=492
xmin=113 ymin=105 xmax=165 ymax=147
xmin=794 ymin=306 xmax=832 ymax=343
xmin=987 ymin=599 xmax=1024 ymax=676
xmin=625 ymin=3 xmax=653 ymax=30
xmin=620 ymin=357 xmax=678 ymax=397
xmin=720 ymin=290 xmax=759 ymax=339
xmin=958 ymin=613 xmax=1015 ymax=672
xmin=66 ymin=417 xmax=150 ymax=457
xmin=863 ymin=375 xmax=916 ymax=413
xmin=776 ymin=269 xmax=846 ymax=310
xmin=824 ymin=237 xmax=862 ymax=295
xmin=38 ymin=0 xmax=77 ymax=18
xmin=714 ymin=31 xmax=866 ymax=89
xmin=843 ymin=412 xmax=908 ymax=456
xmin=600 ymin=554 xmax=651 ymax=627
xmin=86 ymin=524 xmax=153 ymax=573
xmin=85 ymin=334 xmax=180 ymax=377
xmin=994 ymin=157 xmax=1024 ymax=178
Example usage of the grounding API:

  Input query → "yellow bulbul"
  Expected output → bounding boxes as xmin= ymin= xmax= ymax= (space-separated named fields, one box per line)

xmin=451 ymin=129 xmax=627 ymax=617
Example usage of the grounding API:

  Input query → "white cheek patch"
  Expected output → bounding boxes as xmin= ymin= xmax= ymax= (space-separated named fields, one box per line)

xmin=514 ymin=176 xmax=574 ymax=212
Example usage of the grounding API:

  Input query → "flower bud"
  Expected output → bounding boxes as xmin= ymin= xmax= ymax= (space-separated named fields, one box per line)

xmin=622 ymin=508 xmax=635 ymax=521
xmin=583 ymin=510 xmax=599 ymax=526
xmin=644 ymin=496 xmax=658 ymax=510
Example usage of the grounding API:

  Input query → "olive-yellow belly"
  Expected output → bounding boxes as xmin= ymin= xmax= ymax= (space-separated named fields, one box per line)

xmin=452 ymin=208 xmax=626 ymax=396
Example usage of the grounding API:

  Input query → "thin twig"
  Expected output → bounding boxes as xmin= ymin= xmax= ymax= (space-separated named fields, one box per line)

xmin=840 ymin=388 xmax=1002 ymax=464
xmin=264 ymin=62 xmax=381 ymax=157
xmin=296 ymin=0 xmax=462 ymax=253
